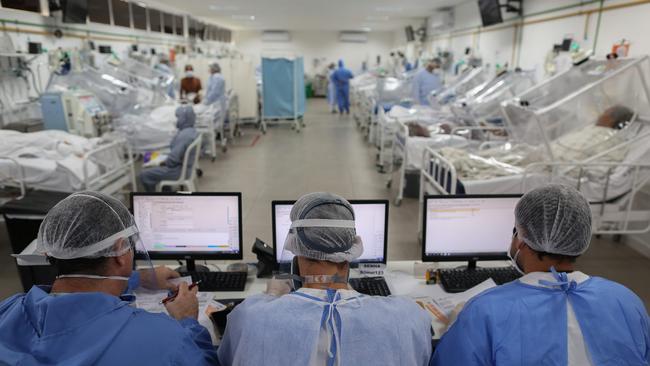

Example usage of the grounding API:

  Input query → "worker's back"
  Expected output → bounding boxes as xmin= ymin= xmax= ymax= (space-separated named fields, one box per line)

xmin=433 ymin=273 xmax=650 ymax=365
xmin=0 ymin=286 xmax=218 ymax=365
xmin=218 ymin=288 xmax=432 ymax=366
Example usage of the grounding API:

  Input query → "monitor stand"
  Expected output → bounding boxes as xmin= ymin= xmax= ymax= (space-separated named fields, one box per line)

xmin=454 ymin=258 xmax=478 ymax=271
xmin=175 ymin=258 xmax=210 ymax=273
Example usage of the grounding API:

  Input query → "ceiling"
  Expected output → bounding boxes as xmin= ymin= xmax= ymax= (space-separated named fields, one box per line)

xmin=149 ymin=0 xmax=466 ymax=32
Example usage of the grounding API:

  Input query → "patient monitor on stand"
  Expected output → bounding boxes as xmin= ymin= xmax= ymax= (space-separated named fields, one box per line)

xmin=40 ymin=90 xmax=111 ymax=137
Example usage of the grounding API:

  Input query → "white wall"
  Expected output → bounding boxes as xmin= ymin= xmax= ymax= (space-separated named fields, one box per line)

xmin=430 ymin=0 xmax=650 ymax=74
xmin=233 ymin=30 xmax=395 ymax=75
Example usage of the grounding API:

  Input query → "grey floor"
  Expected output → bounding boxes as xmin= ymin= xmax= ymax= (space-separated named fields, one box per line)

xmin=1 ymin=99 xmax=649 ymax=308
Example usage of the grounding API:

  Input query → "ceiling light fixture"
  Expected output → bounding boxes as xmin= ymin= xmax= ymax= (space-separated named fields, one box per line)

xmin=231 ymin=15 xmax=255 ymax=21
xmin=376 ymin=6 xmax=403 ymax=13
xmin=209 ymin=5 xmax=240 ymax=11
xmin=366 ymin=15 xmax=389 ymax=21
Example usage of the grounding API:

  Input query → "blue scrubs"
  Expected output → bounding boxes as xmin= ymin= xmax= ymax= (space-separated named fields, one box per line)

xmin=327 ymin=69 xmax=337 ymax=111
xmin=331 ymin=61 xmax=354 ymax=113
xmin=412 ymin=68 xmax=442 ymax=105
xmin=204 ymin=73 xmax=226 ymax=108
xmin=140 ymin=106 xmax=199 ymax=192
xmin=218 ymin=288 xmax=432 ymax=366
xmin=432 ymin=272 xmax=650 ymax=365
xmin=0 ymin=286 xmax=219 ymax=365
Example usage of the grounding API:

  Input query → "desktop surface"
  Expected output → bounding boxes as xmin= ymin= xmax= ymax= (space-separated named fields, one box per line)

xmin=131 ymin=193 xmax=243 ymax=260
xmin=272 ymin=200 xmax=389 ymax=264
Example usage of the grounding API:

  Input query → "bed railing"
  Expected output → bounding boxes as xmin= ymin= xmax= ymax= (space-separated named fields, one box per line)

xmin=0 ymin=157 xmax=27 ymax=199
xmin=522 ymin=161 xmax=650 ymax=235
xmin=83 ymin=139 xmax=137 ymax=196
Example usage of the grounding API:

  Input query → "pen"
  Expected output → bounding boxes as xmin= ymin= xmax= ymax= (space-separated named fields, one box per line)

xmin=161 ymin=280 xmax=202 ymax=305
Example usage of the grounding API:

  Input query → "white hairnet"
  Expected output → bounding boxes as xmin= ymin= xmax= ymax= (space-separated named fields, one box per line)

xmin=515 ymin=184 xmax=592 ymax=256
xmin=284 ymin=192 xmax=363 ymax=263
xmin=37 ymin=191 xmax=138 ymax=259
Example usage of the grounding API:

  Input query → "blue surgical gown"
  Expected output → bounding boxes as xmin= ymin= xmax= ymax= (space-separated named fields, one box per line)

xmin=218 ymin=288 xmax=433 ymax=366
xmin=204 ymin=73 xmax=226 ymax=108
xmin=0 ymin=286 xmax=219 ymax=365
xmin=412 ymin=69 xmax=442 ymax=105
xmin=331 ymin=67 xmax=354 ymax=113
xmin=432 ymin=272 xmax=650 ymax=365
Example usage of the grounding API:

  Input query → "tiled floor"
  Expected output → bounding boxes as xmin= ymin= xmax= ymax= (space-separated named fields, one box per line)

xmin=1 ymin=99 xmax=649 ymax=308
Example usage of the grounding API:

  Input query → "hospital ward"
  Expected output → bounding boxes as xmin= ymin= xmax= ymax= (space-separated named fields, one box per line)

xmin=2 ymin=0 xmax=650 ymax=365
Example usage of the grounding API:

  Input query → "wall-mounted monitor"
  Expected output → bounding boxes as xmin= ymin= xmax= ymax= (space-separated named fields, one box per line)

xmin=478 ymin=0 xmax=503 ymax=27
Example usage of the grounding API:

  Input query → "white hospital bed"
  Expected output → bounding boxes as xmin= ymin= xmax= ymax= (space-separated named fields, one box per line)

xmin=0 ymin=130 xmax=136 ymax=198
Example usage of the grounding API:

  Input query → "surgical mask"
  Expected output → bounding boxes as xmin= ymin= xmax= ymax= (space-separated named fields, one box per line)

xmin=508 ymin=247 xmax=525 ymax=275
xmin=185 ymin=71 xmax=193 ymax=78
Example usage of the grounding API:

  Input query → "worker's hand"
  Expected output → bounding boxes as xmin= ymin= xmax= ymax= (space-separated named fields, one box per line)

xmin=440 ymin=301 xmax=466 ymax=333
xmin=164 ymin=282 xmax=199 ymax=320
xmin=265 ymin=278 xmax=292 ymax=297
xmin=140 ymin=266 xmax=180 ymax=291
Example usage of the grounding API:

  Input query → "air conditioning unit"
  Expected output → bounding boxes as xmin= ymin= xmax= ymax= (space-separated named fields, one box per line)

xmin=262 ymin=31 xmax=291 ymax=42
xmin=428 ymin=8 xmax=454 ymax=32
xmin=339 ymin=31 xmax=368 ymax=43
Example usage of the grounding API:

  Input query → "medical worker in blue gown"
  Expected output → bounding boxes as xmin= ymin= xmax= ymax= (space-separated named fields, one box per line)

xmin=0 ymin=191 xmax=219 ymax=365
xmin=327 ymin=63 xmax=337 ymax=113
xmin=331 ymin=60 xmax=354 ymax=114
xmin=412 ymin=58 xmax=442 ymax=105
xmin=432 ymin=184 xmax=650 ymax=366
xmin=140 ymin=105 xmax=199 ymax=192
xmin=204 ymin=62 xmax=227 ymax=113
xmin=218 ymin=192 xmax=433 ymax=366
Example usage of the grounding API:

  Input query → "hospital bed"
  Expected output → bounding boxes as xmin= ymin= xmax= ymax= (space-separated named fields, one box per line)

xmin=0 ymin=130 xmax=136 ymax=198
xmin=386 ymin=70 xmax=536 ymax=205
xmin=419 ymin=56 xmax=650 ymax=235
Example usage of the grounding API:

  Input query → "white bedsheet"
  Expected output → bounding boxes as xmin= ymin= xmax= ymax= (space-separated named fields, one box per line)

xmin=0 ymin=130 xmax=106 ymax=191
xmin=400 ymin=134 xmax=472 ymax=170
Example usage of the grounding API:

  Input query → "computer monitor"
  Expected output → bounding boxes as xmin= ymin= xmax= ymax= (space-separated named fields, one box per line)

xmin=272 ymin=200 xmax=389 ymax=264
xmin=131 ymin=192 xmax=243 ymax=270
xmin=422 ymin=194 xmax=521 ymax=268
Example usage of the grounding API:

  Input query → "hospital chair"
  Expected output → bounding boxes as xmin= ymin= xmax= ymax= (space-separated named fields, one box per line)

xmin=155 ymin=133 xmax=203 ymax=192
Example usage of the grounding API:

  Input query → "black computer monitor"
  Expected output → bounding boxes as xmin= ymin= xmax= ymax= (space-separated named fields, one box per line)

xmin=478 ymin=0 xmax=503 ymax=27
xmin=272 ymin=200 xmax=389 ymax=264
xmin=131 ymin=192 xmax=243 ymax=271
xmin=422 ymin=194 xmax=521 ymax=268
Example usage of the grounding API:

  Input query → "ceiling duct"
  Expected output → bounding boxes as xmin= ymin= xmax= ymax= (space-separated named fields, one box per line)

xmin=262 ymin=30 xmax=291 ymax=42
xmin=339 ymin=31 xmax=368 ymax=43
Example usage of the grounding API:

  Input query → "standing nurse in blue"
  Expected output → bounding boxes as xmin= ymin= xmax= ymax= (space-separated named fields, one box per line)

xmin=331 ymin=59 xmax=354 ymax=114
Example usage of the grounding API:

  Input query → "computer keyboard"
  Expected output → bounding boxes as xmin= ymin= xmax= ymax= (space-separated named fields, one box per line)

xmin=438 ymin=267 xmax=521 ymax=293
xmin=349 ymin=276 xmax=392 ymax=296
xmin=180 ymin=271 xmax=248 ymax=292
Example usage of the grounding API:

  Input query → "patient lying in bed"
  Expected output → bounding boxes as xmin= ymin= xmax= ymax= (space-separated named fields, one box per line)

xmin=437 ymin=105 xmax=635 ymax=180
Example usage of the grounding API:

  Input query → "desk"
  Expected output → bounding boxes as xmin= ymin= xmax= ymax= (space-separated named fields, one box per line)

xmin=161 ymin=259 xmax=511 ymax=341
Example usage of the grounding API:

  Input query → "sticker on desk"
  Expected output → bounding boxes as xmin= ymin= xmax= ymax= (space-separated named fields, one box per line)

xmin=358 ymin=263 xmax=385 ymax=276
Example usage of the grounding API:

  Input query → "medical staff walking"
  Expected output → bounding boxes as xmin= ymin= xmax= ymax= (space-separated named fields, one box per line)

xmin=140 ymin=105 xmax=200 ymax=192
xmin=331 ymin=60 xmax=354 ymax=114
xmin=327 ymin=63 xmax=337 ymax=113
xmin=217 ymin=192 xmax=433 ymax=366
xmin=0 ymin=191 xmax=218 ymax=365
xmin=432 ymin=185 xmax=650 ymax=366
xmin=412 ymin=58 xmax=442 ymax=105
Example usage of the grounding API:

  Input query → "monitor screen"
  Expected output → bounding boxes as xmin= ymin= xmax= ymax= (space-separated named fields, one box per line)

xmin=273 ymin=200 xmax=388 ymax=263
xmin=478 ymin=0 xmax=503 ymax=27
xmin=422 ymin=195 xmax=521 ymax=261
xmin=131 ymin=193 xmax=243 ymax=260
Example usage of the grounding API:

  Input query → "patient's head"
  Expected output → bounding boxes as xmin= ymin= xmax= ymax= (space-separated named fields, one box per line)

xmin=596 ymin=105 xmax=634 ymax=129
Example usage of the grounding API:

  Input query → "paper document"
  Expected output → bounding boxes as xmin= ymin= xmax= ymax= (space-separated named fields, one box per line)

xmin=169 ymin=276 xmax=193 ymax=287
xmin=433 ymin=278 xmax=497 ymax=315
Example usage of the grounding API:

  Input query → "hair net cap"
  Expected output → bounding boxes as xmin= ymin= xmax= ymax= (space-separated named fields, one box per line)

xmin=284 ymin=192 xmax=363 ymax=263
xmin=37 ymin=191 xmax=138 ymax=259
xmin=515 ymin=184 xmax=592 ymax=256
xmin=209 ymin=62 xmax=221 ymax=72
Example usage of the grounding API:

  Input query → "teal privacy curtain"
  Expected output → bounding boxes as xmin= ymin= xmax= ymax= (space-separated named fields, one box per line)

xmin=262 ymin=57 xmax=306 ymax=118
